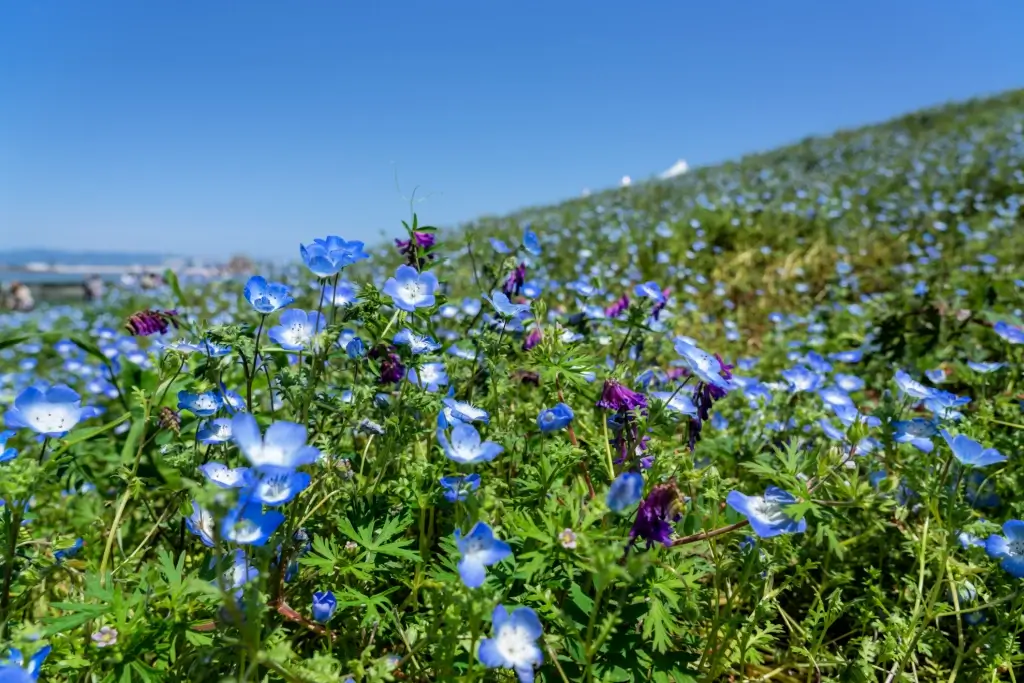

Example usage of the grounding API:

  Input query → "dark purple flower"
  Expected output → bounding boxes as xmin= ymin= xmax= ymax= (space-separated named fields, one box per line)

xmin=630 ymin=482 xmax=682 ymax=548
xmin=605 ymin=293 xmax=630 ymax=318
xmin=502 ymin=262 xmax=527 ymax=297
xmin=522 ymin=326 xmax=542 ymax=351
xmin=597 ymin=380 xmax=647 ymax=412
xmin=395 ymin=231 xmax=436 ymax=268
xmin=370 ymin=345 xmax=406 ymax=384
xmin=125 ymin=309 xmax=180 ymax=336
xmin=652 ymin=288 xmax=670 ymax=320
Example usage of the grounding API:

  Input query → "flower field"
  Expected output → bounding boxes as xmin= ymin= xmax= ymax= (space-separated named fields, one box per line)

xmin=1 ymin=89 xmax=1024 ymax=682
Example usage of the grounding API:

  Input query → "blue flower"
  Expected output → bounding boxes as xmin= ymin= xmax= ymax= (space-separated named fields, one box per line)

xmin=993 ymin=321 xmax=1024 ymax=345
xmin=382 ymin=265 xmax=439 ymax=312
xmin=536 ymin=403 xmax=574 ymax=432
xmin=486 ymin=291 xmax=531 ymax=318
xmin=4 ymin=384 xmax=85 ymax=438
xmin=489 ymin=237 xmax=511 ymax=254
xmin=323 ymin=280 xmax=358 ymax=306
xmin=231 ymin=413 xmax=321 ymax=472
xmin=650 ymin=391 xmax=697 ymax=416
xmin=478 ymin=605 xmax=543 ymax=682
xmin=522 ymin=227 xmax=541 ymax=256
xmin=818 ymin=386 xmax=854 ymax=409
xmin=441 ymin=397 xmax=490 ymax=425
xmin=268 ymin=310 xmax=326 ymax=352
xmin=54 ymin=538 xmax=83 ymax=563
xmin=0 ymin=431 xmax=17 ymax=463
xmin=199 ymin=462 xmax=253 ymax=489
xmin=726 ymin=486 xmax=807 ymax=538
xmin=345 ymin=338 xmax=366 ymax=359
xmin=437 ymin=424 xmax=503 ymax=465
xmin=940 ymin=430 xmax=1006 ymax=468
xmin=221 ymin=502 xmax=285 ymax=546
xmin=893 ymin=418 xmax=937 ymax=453
xmin=782 ymin=366 xmax=823 ymax=393
xmin=893 ymin=370 xmax=934 ymax=400
xmin=985 ymin=520 xmax=1024 ymax=578
xmin=674 ymin=339 xmax=731 ymax=391
xmin=1 ymin=645 xmax=50 ymax=682
xmin=185 ymin=500 xmax=216 ymax=547
xmin=408 ymin=362 xmax=449 ymax=393
xmin=633 ymin=281 xmax=665 ymax=303
xmin=830 ymin=349 xmax=863 ymax=363
xmin=455 ymin=522 xmax=512 ymax=588
xmin=177 ymin=390 xmax=223 ymax=418
xmin=607 ymin=472 xmax=643 ymax=513
xmin=311 ymin=590 xmax=337 ymax=623
xmin=220 ymin=384 xmax=247 ymax=414
xmin=834 ymin=373 xmax=865 ymax=392
xmin=197 ymin=418 xmax=234 ymax=445
xmin=967 ymin=361 xmax=1005 ymax=373
xmin=924 ymin=367 xmax=947 ymax=383
xmin=923 ymin=390 xmax=971 ymax=421
xmin=393 ymin=328 xmax=441 ymax=354
xmin=243 ymin=276 xmax=294 ymax=314
xmin=248 ymin=470 xmax=312 ymax=506
xmin=439 ymin=473 xmax=481 ymax=503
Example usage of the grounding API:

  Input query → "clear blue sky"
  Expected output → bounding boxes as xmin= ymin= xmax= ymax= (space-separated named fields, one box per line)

xmin=2 ymin=1 xmax=1022 ymax=260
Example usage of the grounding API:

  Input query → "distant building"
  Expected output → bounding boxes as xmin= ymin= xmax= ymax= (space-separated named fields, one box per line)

xmin=659 ymin=159 xmax=690 ymax=179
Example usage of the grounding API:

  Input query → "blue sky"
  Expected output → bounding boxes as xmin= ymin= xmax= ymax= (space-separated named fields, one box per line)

xmin=2 ymin=1 xmax=1022 ymax=260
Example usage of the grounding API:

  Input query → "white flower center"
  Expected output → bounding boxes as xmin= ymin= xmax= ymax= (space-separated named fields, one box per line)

xmin=495 ymin=625 xmax=537 ymax=666
xmin=749 ymin=497 xmax=788 ymax=526
xmin=1008 ymin=540 xmax=1024 ymax=557
xmin=25 ymin=405 xmax=75 ymax=432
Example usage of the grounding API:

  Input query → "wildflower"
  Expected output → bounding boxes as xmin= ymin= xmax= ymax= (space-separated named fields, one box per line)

xmin=393 ymin=328 xmax=440 ymax=354
xmin=0 ymin=644 xmax=50 ymax=681
xmin=383 ymin=265 xmax=439 ymax=312
xmin=408 ymin=362 xmax=449 ymax=392
xmin=455 ymin=522 xmax=512 ymax=588
xmin=487 ymin=290 xmax=531 ymax=318
xmin=893 ymin=418 xmax=937 ymax=453
xmin=437 ymin=424 xmax=503 ymax=465
xmin=243 ymin=276 xmax=294 ymax=314
xmin=604 ymin=293 xmax=630 ymax=318
xmin=439 ymin=473 xmax=481 ymax=503
xmin=197 ymin=417 xmax=233 ymax=444
xmin=985 ymin=520 xmax=1024 ymax=578
xmin=893 ymin=370 xmax=934 ymax=400
xmin=54 ymin=538 xmax=83 ymax=563
xmin=831 ymin=349 xmax=863 ymax=363
xmin=631 ymin=482 xmax=682 ymax=548
xmin=231 ymin=413 xmax=320 ymax=472
xmin=522 ymin=326 xmax=542 ymax=351
xmin=311 ymin=591 xmax=337 ymax=623
xmin=536 ymin=403 xmax=574 ymax=432
xmin=502 ymin=263 xmax=527 ymax=297
xmin=923 ymin=390 xmax=971 ymax=421
xmin=478 ymin=605 xmax=543 ymax=682
xmin=185 ymin=500 xmax=216 ymax=547
xmin=125 ymin=309 xmax=179 ymax=336
xmin=782 ymin=366 xmax=823 ymax=393
xmin=92 ymin=626 xmax=118 ymax=648
xmin=300 ymin=236 xmax=368 ymax=277
xmin=607 ymin=472 xmax=643 ymax=513
xmin=651 ymin=391 xmax=697 ymax=416
xmin=0 ymin=430 xmax=17 ymax=462
xmin=5 ymin=384 xmax=85 ymax=438
xmin=268 ymin=310 xmax=326 ymax=351
xmin=596 ymin=380 xmax=647 ymax=412
xmin=177 ymin=390 xmax=223 ymax=418
xmin=490 ymin=237 xmax=510 ymax=253
xmin=676 ymin=340 xmax=732 ymax=393
xmin=993 ymin=321 xmax=1024 ymax=345
xmin=726 ymin=486 xmax=807 ymax=538
xmin=221 ymin=502 xmax=285 ymax=546
xmin=248 ymin=470 xmax=311 ymax=506
xmin=441 ymin=397 xmax=490 ymax=425
xmin=559 ymin=528 xmax=577 ymax=549
xmin=199 ymin=462 xmax=253 ymax=489
xmin=395 ymin=231 xmax=435 ymax=268
xmin=322 ymin=280 xmax=358 ymax=306
xmin=940 ymin=430 xmax=1006 ymax=467
xmin=967 ymin=360 xmax=1005 ymax=373
xmin=522 ymin=227 xmax=541 ymax=256
xmin=633 ymin=281 xmax=665 ymax=303
xmin=834 ymin=373 xmax=865 ymax=392
xmin=370 ymin=345 xmax=406 ymax=384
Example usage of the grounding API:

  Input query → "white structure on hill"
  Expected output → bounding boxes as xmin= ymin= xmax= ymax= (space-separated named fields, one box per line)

xmin=621 ymin=175 xmax=632 ymax=187
xmin=659 ymin=159 xmax=689 ymax=179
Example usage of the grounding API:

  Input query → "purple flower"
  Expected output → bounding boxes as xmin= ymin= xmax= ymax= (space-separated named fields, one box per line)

xmin=522 ymin=326 xmax=542 ymax=351
xmin=597 ymin=380 xmax=647 ymax=412
xmin=502 ymin=263 xmax=527 ymax=297
xmin=605 ymin=293 xmax=630 ymax=318
xmin=371 ymin=345 xmax=406 ymax=384
xmin=125 ymin=309 xmax=180 ymax=336
xmin=630 ymin=482 xmax=682 ymax=548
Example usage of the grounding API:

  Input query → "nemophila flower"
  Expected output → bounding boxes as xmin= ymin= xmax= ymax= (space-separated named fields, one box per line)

xmin=893 ymin=370 xmax=934 ymax=400
xmin=231 ymin=413 xmax=320 ymax=472
xmin=222 ymin=548 xmax=259 ymax=589
xmin=478 ymin=605 xmax=543 ymax=683
xmin=437 ymin=423 xmax=503 ymax=465
xmin=439 ymin=473 xmax=481 ymax=502
xmin=393 ymin=328 xmax=440 ymax=354
xmin=408 ymin=362 xmax=449 ymax=392
xmin=268 ymin=310 xmax=325 ymax=352
xmin=343 ymin=337 xmax=366 ymax=359
xmin=177 ymin=390 xmax=223 ymax=418
xmin=925 ymin=367 xmax=947 ymax=383
xmin=835 ymin=373 xmax=865 ymax=392
xmin=1 ymin=645 xmax=50 ymax=681
xmin=383 ymin=265 xmax=439 ymax=312
xmin=300 ymin=237 xmax=366 ymax=278
xmin=958 ymin=530 xmax=985 ymax=549
xmin=243 ymin=276 xmax=294 ymax=314
xmin=559 ymin=528 xmax=577 ymax=549
xmin=675 ymin=339 xmax=732 ymax=392
xmin=633 ymin=280 xmax=665 ymax=303
xmin=125 ymin=309 xmax=180 ymax=336
xmin=249 ymin=470 xmax=311 ymax=506
xmin=727 ymin=486 xmax=807 ymax=538
xmin=490 ymin=237 xmax=510 ymax=254
xmin=967 ymin=360 xmax=1005 ymax=373
xmin=487 ymin=291 xmax=531 ymax=318
xmin=219 ymin=384 xmax=246 ymax=414
xmin=198 ymin=418 xmax=233 ymax=445
xmin=993 ymin=321 xmax=1024 ymax=344
xmin=651 ymin=391 xmax=697 ymax=416
xmin=455 ymin=522 xmax=512 ymax=588
xmin=985 ymin=520 xmax=1024 ymax=578
xmin=0 ymin=430 xmax=17 ymax=462
xmin=607 ymin=472 xmax=643 ymax=513
xmin=597 ymin=380 xmax=647 ymax=412
xmin=323 ymin=280 xmax=358 ymax=306
xmin=185 ymin=500 xmax=216 ymax=547
xmin=818 ymin=386 xmax=854 ymax=409
xmin=893 ymin=418 xmax=937 ymax=453
xmin=536 ymin=403 xmax=574 ymax=432
xmin=631 ymin=482 xmax=682 ymax=548
xmin=199 ymin=462 xmax=253 ymax=489
xmin=5 ymin=384 xmax=85 ymax=438
xmin=54 ymin=538 xmax=83 ymax=563
xmin=522 ymin=227 xmax=542 ymax=256
xmin=221 ymin=502 xmax=285 ymax=546
xmin=940 ymin=430 xmax=1006 ymax=467
xmin=441 ymin=397 xmax=490 ymax=425
xmin=923 ymin=390 xmax=971 ymax=421
xmin=203 ymin=339 xmax=232 ymax=357
xmin=308 ymin=590 xmax=338 ymax=624
xmin=92 ymin=626 xmax=118 ymax=648
xmin=831 ymin=349 xmax=863 ymax=363
xmin=782 ymin=366 xmax=823 ymax=393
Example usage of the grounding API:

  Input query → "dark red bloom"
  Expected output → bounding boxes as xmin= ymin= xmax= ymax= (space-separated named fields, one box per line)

xmin=597 ymin=380 xmax=647 ymax=412
xmin=630 ymin=482 xmax=682 ymax=548
xmin=125 ymin=309 xmax=179 ymax=336
xmin=502 ymin=262 xmax=527 ymax=297
xmin=605 ymin=293 xmax=629 ymax=318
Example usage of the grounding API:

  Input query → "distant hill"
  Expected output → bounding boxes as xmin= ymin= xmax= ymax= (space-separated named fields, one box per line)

xmin=0 ymin=249 xmax=176 ymax=267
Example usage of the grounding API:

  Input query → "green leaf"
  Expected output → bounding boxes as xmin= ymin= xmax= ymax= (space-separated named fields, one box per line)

xmin=164 ymin=268 xmax=188 ymax=309
xmin=0 ymin=335 xmax=29 ymax=352
xmin=570 ymin=582 xmax=595 ymax=614
xmin=120 ymin=414 xmax=147 ymax=463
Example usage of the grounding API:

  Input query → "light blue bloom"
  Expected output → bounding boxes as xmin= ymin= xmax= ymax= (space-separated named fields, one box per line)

xmin=441 ymin=397 xmax=490 ymax=425
xmin=323 ymin=280 xmax=358 ymax=306
xmin=522 ymin=227 xmax=541 ymax=256
xmin=248 ymin=470 xmax=312 ymax=506
xmin=674 ymin=339 xmax=730 ymax=391
xmin=185 ymin=500 xmax=216 ymax=547
xmin=177 ymin=390 xmax=223 ymax=418
xmin=993 ymin=321 xmax=1024 ymax=345
xmin=311 ymin=590 xmax=337 ymax=623
xmin=394 ymin=328 xmax=441 ymax=354
xmin=231 ymin=413 xmax=320 ymax=472
xmin=478 ymin=605 xmax=543 ymax=682
xmin=221 ymin=502 xmax=285 ymax=546
xmin=893 ymin=370 xmax=934 ymax=400
xmin=893 ymin=418 xmax=937 ymax=453
xmin=408 ymin=362 xmax=449 ymax=393
xmin=834 ymin=373 xmax=865 ymax=392
xmin=782 ymin=366 xmax=823 ymax=393
xmin=985 ymin=520 xmax=1024 ymax=578
xmin=923 ymin=390 xmax=971 ymax=421
xmin=197 ymin=418 xmax=233 ymax=445
xmin=726 ymin=486 xmax=807 ymax=538
xmin=0 ymin=430 xmax=17 ymax=463
xmin=924 ymin=367 xmax=947 ymax=383
xmin=818 ymin=386 xmax=854 ymax=409
xmin=830 ymin=402 xmax=880 ymax=428
xmin=440 ymin=473 xmax=481 ymax=503
xmin=219 ymin=385 xmax=247 ymax=415
xmin=487 ymin=291 xmax=531 ymax=318
xmin=243 ymin=276 xmax=294 ymax=314
xmin=830 ymin=349 xmax=863 ymax=363
xmin=607 ymin=472 xmax=643 ymax=513
xmin=536 ymin=403 xmax=574 ymax=432
xmin=0 ymin=644 xmax=50 ymax=682
xmin=967 ymin=361 xmax=1005 ymax=373
xmin=651 ymin=390 xmax=697 ymax=416
xmin=198 ymin=462 xmax=253 ymax=489
xmin=4 ymin=384 xmax=85 ymax=438
xmin=489 ymin=237 xmax=510 ymax=254
xmin=455 ymin=521 xmax=512 ymax=588
xmin=940 ymin=430 xmax=1006 ymax=467
xmin=383 ymin=265 xmax=439 ymax=312
xmin=53 ymin=538 xmax=83 ymax=563
xmin=633 ymin=281 xmax=665 ymax=303
xmin=345 ymin=338 xmax=366 ymax=359
xmin=268 ymin=310 xmax=326 ymax=352
xmin=437 ymin=423 xmax=503 ymax=465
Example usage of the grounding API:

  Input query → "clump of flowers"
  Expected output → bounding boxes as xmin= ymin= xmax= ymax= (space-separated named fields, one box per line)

xmin=125 ymin=308 xmax=179 ymax=336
